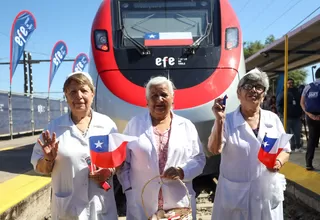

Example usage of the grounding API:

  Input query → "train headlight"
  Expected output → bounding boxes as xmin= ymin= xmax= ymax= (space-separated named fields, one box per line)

xmin=94 ymin=30 xmax=109 ymax=52
xmin=225 ymin=27 xmax=239 ymax=50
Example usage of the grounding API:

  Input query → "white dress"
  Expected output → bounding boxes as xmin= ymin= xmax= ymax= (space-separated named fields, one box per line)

xmin=211 ymin=107 xmax=291 ymax=220
xmin=30 ymin=111 xmax=119 ymax=220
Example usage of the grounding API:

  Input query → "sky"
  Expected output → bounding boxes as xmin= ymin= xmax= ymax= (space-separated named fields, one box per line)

xmin=0 ymin=0 xmax=319 ymax=99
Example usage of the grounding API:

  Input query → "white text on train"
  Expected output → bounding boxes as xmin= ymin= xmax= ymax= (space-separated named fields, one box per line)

xmin=155 ymin=57 xmax=175 ymax=68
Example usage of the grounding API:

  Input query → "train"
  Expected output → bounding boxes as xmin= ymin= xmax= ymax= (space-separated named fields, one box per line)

xmin=88 ymin=0 xmax=246 ymax=197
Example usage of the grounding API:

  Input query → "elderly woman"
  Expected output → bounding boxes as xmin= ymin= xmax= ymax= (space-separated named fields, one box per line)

xmin=30 ymin=72 xmax=118 ymax=220
xmin=208 ymin=68 xmax=291 ymax=220
xmin=117 ymin=76 xmax=205 ymax=220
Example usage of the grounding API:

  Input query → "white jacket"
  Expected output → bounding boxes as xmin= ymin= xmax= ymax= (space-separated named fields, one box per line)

xmin=117 ymin=112 xmax=206 ymax=220
xmin=30 ymin=111 xmax=118 ymax=220
xmin=212 ymin=107 xmax=291 ymax=220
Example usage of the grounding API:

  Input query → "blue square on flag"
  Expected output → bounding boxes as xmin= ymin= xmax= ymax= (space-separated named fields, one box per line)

xmin=261 ymin=136 xmax=277 ymax=153
xmin=89 ymin=135 xmax=109 ymax=153
xmin=144 ymin=33 xmax=160 ymax=40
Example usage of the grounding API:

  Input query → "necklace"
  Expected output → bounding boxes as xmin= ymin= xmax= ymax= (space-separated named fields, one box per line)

xmin=72 ymin=111 xmax=92 ymax=137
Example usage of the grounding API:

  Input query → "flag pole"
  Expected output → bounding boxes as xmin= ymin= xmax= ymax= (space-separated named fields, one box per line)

xmin=90 ymin=151 xmax=95 ymax=175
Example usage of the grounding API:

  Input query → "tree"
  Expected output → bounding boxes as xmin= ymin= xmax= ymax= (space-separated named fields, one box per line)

xmin=244 ymin=34 xmax=308 ymax=86
xmin=243 ymin=40 xmax=265 ymax=59
xmin=265 ymin=35 xmax=275 ymax=45
xmin=244 ymin=34 xmax=276 ymax=59
xmin=288 ymin=69 xmax=308 ymax=85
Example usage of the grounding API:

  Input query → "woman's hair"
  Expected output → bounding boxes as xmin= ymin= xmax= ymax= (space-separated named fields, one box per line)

xmin=238 ymin=68 xmax=269 ymax=94
xmin=145 ymin=76 xmax=175 ymax=99
xmin=63 ymin=72 xmax=95 ymax=93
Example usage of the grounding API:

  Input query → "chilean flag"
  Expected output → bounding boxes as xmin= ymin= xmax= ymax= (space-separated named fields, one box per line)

xmin=89 ymin=133 xmax=137 ymax=168
xmin=144 ymin=32 xmax=193 ymax=46
xmin=258 ymin=133 xmax=292 ymax=169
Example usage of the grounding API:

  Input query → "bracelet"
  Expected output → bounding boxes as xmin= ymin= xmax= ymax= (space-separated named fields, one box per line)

xmin=276 ymin=159 xmax=283 ymax=167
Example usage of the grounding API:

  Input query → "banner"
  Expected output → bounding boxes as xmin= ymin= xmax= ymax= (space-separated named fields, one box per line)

xmin=9 ymin=10 xmax=37 ymax=85
xmin=48 ymin=40 xmax=68 ymax=92
xmin=72 ymin=53 xmax=89 ymax=72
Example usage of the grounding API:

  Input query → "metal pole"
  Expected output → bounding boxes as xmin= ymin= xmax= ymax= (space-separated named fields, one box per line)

xmin=311 ymin=66 xmax=316 ymax=82
xmin=8 ymin=91 xmax=13 ymax=140
xmin=283 ymin=34 xmax=289 ymax=131
xmin=28 ymin=52 xmax=34 ymax=135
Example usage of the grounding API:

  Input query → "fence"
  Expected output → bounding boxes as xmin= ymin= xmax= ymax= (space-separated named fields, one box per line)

xmin=0 ymin=91 xmax=68 ymax=138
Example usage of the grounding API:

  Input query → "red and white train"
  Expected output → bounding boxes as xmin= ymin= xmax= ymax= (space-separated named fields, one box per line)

xmin=89 ymin=0 xmax=245 ymax=194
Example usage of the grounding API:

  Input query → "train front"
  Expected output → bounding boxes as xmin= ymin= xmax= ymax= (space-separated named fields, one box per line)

xmin=90 ymin=0 xmax=245 ymax=177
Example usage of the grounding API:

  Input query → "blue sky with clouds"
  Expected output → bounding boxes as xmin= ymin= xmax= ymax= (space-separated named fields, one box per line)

xmin=0 ymin=0 xmax=319 ymax=99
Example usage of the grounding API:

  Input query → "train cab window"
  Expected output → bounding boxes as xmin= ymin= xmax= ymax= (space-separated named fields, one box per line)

xmin=116 ymin=0 xmax=213 ymax=48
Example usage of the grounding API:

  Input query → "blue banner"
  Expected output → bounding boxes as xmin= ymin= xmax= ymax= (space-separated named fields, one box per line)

xmin=72 ymin=53 xmax=89 ymax=72
xmin=9 ymin=10 xmax=36 ymax=85
xmin=48 ymin=40 xmax=68 ymax=91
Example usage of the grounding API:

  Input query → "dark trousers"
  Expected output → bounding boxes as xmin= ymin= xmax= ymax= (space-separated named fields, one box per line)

xmin=287 ymin=118 xmax=302 ymax=150
xmin=305 ymin=117 xmax=320 ymax=167
xmin=280 ymin=116 xmax=302 ymax=150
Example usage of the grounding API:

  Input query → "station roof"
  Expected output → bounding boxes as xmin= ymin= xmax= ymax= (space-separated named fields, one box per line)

xmin=245 ymin=14 xmax=320 ymax=77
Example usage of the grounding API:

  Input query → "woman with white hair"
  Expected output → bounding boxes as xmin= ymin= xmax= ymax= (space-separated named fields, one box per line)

xmin=117 ymin=76 xmax=205 ymax=220
xmin=208 ymin=68 xmax=291 ymax=219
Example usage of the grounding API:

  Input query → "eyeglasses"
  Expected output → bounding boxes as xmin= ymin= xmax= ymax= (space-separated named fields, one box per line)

xmin=242 ymin=84 xmax=265 ymax=93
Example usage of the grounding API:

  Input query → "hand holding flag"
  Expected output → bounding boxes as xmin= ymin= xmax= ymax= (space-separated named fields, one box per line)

xmin=258 ymin=133 xmax=293 ymax=169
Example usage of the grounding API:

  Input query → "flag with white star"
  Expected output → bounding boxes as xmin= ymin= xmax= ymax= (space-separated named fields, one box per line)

xmin=144 ymin=32 xmax=193 ymax=46
xmin=258 ymin=133 xmax=292 ymax=169
xmin=89 ymin=133 xmax=138 ymax=168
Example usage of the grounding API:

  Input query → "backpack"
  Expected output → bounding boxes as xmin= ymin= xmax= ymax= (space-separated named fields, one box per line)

xmin=305 ymin=82 xmax=320 ymax=113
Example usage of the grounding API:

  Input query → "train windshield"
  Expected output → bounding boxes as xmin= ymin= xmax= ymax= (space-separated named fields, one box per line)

xmin=117 ymin=0 xmax=212 ymax=48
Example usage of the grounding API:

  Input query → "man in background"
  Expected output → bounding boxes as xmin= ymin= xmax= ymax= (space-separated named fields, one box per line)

xmin=277 ymin=78 xmax=305 ymax=153
xmin=300 ymin=68 xmax=320 ymax=170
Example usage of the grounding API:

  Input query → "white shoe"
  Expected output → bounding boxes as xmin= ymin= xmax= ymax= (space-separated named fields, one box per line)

xmin=295 ymin=148 xmax=306 ymax=153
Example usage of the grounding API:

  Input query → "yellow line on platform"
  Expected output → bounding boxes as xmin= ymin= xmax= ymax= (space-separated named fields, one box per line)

xmin=280 ymin=161 xmax=320 ymax=195
xmin=0 ymin=147 xmax=15 ymax=152
xmin=0 ymin=170 xmax=51 ymax=215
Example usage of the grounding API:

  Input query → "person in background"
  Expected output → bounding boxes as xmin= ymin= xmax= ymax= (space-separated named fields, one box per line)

xmin=208 ymin=68 xmax=291 ymax=220
xmin=300 ymin=68 xmax=320 ymax=170
xmin=269 ymin=95 xmax=277 ymax=111
xmin=30 ymin=72 xmax=118 ymax=220
xmin=117 ymin=76 xmax=205 ymax=220
xmin=277 ymin=78 xmax=305 ymax=153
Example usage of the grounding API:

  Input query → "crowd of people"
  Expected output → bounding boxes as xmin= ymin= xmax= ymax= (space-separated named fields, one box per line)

xmin=30 ymin=68 xmax=319 ymax=220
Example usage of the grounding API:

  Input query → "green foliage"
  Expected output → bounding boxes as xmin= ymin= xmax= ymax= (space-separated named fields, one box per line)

xmin=244 ymin=34 xmax=276 ymax=59
xmin=265 ymin=35 xmax=275 ymax=45
xmin=243 ymin=41 xmax=265 ymax=59
xmin=244 ymin=34 xmax=308 ymax=88
xmin=288 ymin=69 xmax=308 ymax=85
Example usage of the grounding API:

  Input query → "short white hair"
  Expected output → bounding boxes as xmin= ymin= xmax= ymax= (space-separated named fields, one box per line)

xmin=145 ymin=76 xmax=175 ymax=99
xmin=238 ymin=68 xmax=269 ymax=94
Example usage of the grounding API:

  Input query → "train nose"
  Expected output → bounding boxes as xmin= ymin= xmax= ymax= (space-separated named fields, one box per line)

xmin=98 ymin=68 xmax=239 ymax=110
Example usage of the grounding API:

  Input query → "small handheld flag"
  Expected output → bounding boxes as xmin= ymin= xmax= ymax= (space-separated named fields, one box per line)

xmin=258 ymin=133 xmax=292 ymax=168
xmin=89 ymin=133 xmax=138 ymax=169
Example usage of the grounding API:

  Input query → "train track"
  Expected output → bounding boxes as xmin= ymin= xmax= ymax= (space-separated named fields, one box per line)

xmin=196 ymin=192 xmax=213 ymax=220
